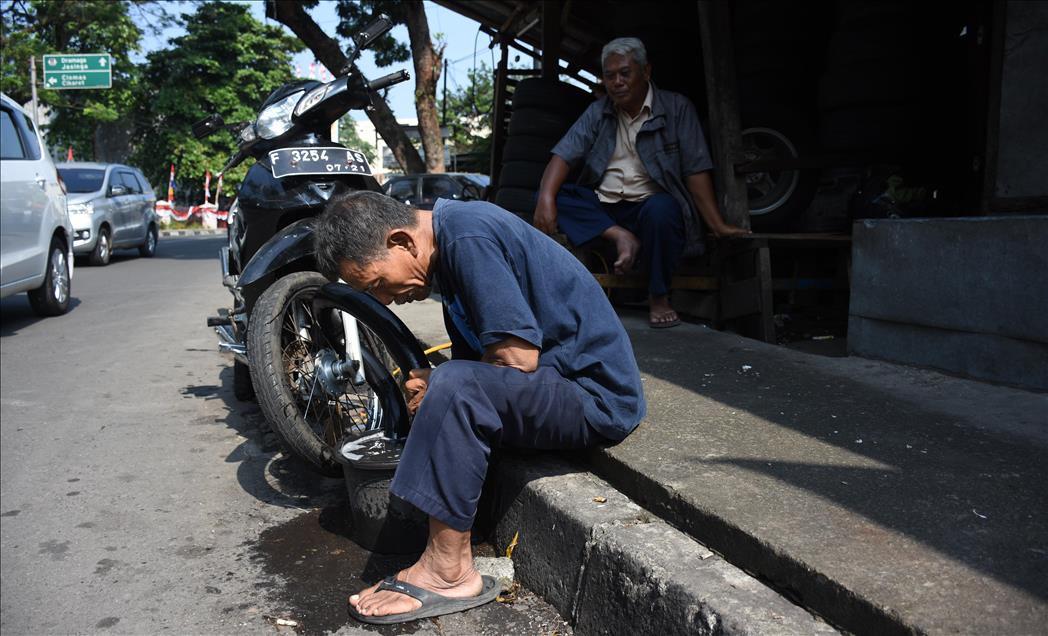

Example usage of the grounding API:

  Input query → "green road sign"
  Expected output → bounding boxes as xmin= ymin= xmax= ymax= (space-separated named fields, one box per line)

xmin=42 ymin=54 xmax=112 ymax=90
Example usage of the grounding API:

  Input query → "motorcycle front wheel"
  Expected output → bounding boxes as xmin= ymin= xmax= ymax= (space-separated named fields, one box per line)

xmin=247 ymin=271 xmax=410 ymax=477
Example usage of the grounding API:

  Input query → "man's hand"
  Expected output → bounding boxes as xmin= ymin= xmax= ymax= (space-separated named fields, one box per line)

xmin=710 ymin=223 xmax=752 ymax=238
xmin=405 ymin=368 xmax=431 ymax=415
xmin=533 ymin=155 xmax=571 ymax=235
xmin=534 ymin=197 xmax=558 ymax=235
xmin=482 ymin=336 xmax=539 ymax=373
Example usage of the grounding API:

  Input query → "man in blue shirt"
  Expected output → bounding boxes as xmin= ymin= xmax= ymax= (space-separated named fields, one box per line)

xmin=535 ymin=37 xmax=749 ymax=328
xmin=314 ymin=191 xmax=645 ymax=624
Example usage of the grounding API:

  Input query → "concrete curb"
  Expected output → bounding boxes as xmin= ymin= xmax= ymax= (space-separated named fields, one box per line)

xmin=490 ymin=456 xmax=839 ymax=635
xmin=159 ymin=228 xmax=224 ymax=238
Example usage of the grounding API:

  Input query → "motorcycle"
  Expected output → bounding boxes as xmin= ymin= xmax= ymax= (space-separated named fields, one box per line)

xmin=198 ymin=16 xmax=429 ymax=478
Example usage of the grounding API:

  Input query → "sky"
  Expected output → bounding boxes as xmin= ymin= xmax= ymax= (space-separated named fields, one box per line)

xmin=135 ymin=1 xmax=497 ymax=120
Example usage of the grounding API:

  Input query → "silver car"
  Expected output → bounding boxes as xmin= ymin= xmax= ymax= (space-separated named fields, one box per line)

xmin=0 ymin=92 xmax=73 ymax=316
xmin=58 ymin=162 xmax=159 ymax=265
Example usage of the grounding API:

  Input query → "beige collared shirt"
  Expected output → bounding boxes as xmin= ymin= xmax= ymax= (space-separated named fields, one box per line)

xmin=596 ymin=83 xmax=664 ymax=203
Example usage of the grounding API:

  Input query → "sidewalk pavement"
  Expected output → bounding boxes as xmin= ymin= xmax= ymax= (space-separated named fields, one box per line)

xmin=159 ymin=227 xmax=225 ymax=238
xmin=391 ymin=300 xmax=1048 ymax=634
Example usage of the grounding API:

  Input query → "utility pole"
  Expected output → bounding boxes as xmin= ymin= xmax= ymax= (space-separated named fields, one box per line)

xmin=29 ymin=55 xmax=39 ymax=128
xmin=441 ymin=58 xmax=448 ymax=126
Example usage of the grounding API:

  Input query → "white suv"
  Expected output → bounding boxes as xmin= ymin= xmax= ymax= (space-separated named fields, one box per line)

xmin=0 ymin=93 xmax=73 ymax=316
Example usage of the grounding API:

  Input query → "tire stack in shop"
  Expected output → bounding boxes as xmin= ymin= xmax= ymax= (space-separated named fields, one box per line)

xmin=493 ymin=79 xmax=595 ymax=224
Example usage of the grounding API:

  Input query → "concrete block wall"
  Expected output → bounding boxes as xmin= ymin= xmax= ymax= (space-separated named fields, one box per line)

xmin=848 ymin=216 xmax=1048 ymax=390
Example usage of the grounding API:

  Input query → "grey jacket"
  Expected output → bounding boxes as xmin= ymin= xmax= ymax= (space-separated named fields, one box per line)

xmin=551 ymin=84 xmax=714 ymax=252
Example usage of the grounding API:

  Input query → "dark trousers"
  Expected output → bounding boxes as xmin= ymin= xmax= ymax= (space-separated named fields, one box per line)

xmin=555 ymin=184 xmax=686 ymax=297
xmin=390 ymin=360 xmax=603 ymax=531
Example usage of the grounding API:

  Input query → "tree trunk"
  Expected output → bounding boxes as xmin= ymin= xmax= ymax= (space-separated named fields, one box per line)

xmin=267 ymin=0 xmax=426 ymax=174
xmin=402 ymin=1 xmax=445 ymax=173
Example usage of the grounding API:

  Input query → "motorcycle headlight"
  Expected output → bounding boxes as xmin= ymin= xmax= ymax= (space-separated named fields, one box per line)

xmin=294 ymin=83 xmax=332 ymax=118
xmin=255 ymin=91 xmax=303 ymax=139
xmin=68 ymin=202 xmax=94 ymax=216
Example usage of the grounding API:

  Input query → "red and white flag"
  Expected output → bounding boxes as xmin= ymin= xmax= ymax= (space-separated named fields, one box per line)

xmin=203 ymin=170 xmax=211 ymax=204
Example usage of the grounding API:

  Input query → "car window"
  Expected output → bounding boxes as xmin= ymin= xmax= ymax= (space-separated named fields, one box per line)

xmin=421 ymin=176 xmax=457 ymax=204
xmin=132 ymin=171 xmax=152 ymax=194
xmin=0 ymin=109 xmax=26 ymax=160
xmin=118 ymin=171 xmax=141 ymax=194
xmin=387 ymin=179 xmax=415 ymax=202
xmin=18 ymin=112 xmax=41 ymax=160
xmin=58 ymin=168 xmax=106 ymax=193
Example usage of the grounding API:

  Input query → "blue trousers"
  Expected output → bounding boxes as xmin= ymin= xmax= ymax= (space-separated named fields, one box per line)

xmin=556 ymin=184 xmax=686 ymax=297
xmin=389 ymin=360 xmax=604 ymax=531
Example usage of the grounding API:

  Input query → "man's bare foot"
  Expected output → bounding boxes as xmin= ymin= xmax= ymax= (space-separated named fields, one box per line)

xmin=649 ymin=295 xmax=681 ymax=329
xmin=601 ymin=225 xmax=641 ymax=274
xmin=348 ymin=519 xmax=482 ymax=618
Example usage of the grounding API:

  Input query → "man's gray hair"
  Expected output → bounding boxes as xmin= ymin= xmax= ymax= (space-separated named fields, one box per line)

xmin=601 ymin=37 xmax=648 ymax=68
xmin=313 ymin=190 xmax=417 ymax=281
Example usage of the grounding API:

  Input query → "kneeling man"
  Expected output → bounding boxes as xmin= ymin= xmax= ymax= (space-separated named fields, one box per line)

xmin=314 ymin=191 xmax=646 ymax=624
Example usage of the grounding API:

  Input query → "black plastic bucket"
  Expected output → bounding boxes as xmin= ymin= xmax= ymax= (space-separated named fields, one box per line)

xmin=342 ymin=463 xmax=429 ymax=554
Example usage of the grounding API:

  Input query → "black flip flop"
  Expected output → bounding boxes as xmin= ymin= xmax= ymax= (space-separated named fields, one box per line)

xmin=649 ymin=315 xmax=682 ymax=329
xmin=348 ymin=575 xmax=501 ymax=625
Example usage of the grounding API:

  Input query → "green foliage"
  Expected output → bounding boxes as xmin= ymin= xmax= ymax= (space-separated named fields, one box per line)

xmin=334 ymin=0 xmax=410 ymax=68
xmin=131 ymin=2 xmax=302 ymax=203
xmin=438 ymin=62 xmax=494 ymax=154
xmin=338 ymin=117 xmax=377 ymax=164
xmin=0 ymin=0 xmax=145 ymax=157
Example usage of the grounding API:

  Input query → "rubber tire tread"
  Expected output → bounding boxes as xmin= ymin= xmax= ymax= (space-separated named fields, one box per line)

xmin=510 ymin=78 xmax=593 ymax=117
xmin=27 ymin=237 xmax=70 ymax=316
xmin=501 ymin=135 xmax=556 ymax=163
xmin=497 ymin=160 xmax=547 ymax=190
xmin=89 ymin=225 xmax=111 ymax=266
xmin=507 ymin=107 xmax=574 ymax=139
xmin=248 ymin=271 xmax=346 ymax=477
xmin=139 ymin=224 xmax=158 ymax=257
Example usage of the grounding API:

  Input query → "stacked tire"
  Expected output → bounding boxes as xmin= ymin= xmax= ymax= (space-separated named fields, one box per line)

xmin=494 ymin=79 xmax=594 ymax=224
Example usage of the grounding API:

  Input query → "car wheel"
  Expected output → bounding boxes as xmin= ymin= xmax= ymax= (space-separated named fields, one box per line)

xmin=89 ymin=225 xmax=111 ymax=266
xmin=27 ymin=237 xmax=71 ymax=317
xmin=139 ymin=224 xmax=158 ymax=257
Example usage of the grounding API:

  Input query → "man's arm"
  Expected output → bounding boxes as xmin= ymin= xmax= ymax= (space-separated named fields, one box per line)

xmin=534 ymin=155 xmax=572 ymax=235
xmin=685 ymin=171 xmax=751 ymax=238
xmin=481 ymin=335 xmax=540 ymax=373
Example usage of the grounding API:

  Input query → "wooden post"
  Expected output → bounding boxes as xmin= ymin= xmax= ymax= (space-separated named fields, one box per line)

xmin=697 ymin=0 xmax=750 ymax=229
xmin=490 ymin=41 xmax=510 ymax=190
xmin=541 ymin=1 xmax=562 ymax=79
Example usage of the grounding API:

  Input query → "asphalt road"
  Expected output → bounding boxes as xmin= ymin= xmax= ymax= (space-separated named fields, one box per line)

xmin=0 ymin=236 xmax=568 ymax=636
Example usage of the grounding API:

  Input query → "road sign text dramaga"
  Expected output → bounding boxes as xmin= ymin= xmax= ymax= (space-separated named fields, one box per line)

xmin=43 ymin=54 xmax=112 ymax=90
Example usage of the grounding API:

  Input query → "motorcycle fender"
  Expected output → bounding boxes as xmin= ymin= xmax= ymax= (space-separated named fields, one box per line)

xmin=317 ymin=282 xmax=431 ymax=373
xmin=237 ymin=217 xmax=316 ymax=290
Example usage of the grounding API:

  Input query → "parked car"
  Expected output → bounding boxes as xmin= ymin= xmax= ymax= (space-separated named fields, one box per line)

xmin=0 ymin=92 xmax=73 ymax=316
xmin=57 ymin=162 xmax=158 ymax=265
xmin=381 ymin=172 xmax=489 ymax=210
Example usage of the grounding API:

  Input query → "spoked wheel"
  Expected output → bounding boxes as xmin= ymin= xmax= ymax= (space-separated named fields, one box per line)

xmin=248 ymin=272 xmax=417 ymax=477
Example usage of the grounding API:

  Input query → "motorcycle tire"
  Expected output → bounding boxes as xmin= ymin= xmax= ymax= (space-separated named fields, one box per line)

xmin=247 ymin=271 xmax=418 ymax=477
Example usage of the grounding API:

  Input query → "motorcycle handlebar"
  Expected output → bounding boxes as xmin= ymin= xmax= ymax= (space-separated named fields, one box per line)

xmin=367 ymin=70 xmax=410 ymax=92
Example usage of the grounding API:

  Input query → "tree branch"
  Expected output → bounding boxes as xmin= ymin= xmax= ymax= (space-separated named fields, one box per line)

xmin=268 ymin=0 xmax=426 ymax=174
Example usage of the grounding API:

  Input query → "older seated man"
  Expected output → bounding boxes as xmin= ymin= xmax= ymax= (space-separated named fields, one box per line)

xmin=534 ymin=37 xmax=749 ymax=328
xmin=314 ymin=191 xmax=645 ymax=624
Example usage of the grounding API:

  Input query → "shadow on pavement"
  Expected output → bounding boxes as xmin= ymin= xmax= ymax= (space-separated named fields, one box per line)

xmin=618 ymin=317 xmax=1048 ymax=606
xmin=0 ymin=295 xmax=82 ymax=337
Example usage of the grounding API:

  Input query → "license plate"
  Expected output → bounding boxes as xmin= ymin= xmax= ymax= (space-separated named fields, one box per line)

xmin=268 ymin=147 xmax=371 ymax=178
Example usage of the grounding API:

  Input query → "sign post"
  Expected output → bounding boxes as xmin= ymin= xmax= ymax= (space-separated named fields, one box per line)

xmin=42 ymin=54 xmax=112 ymax=90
